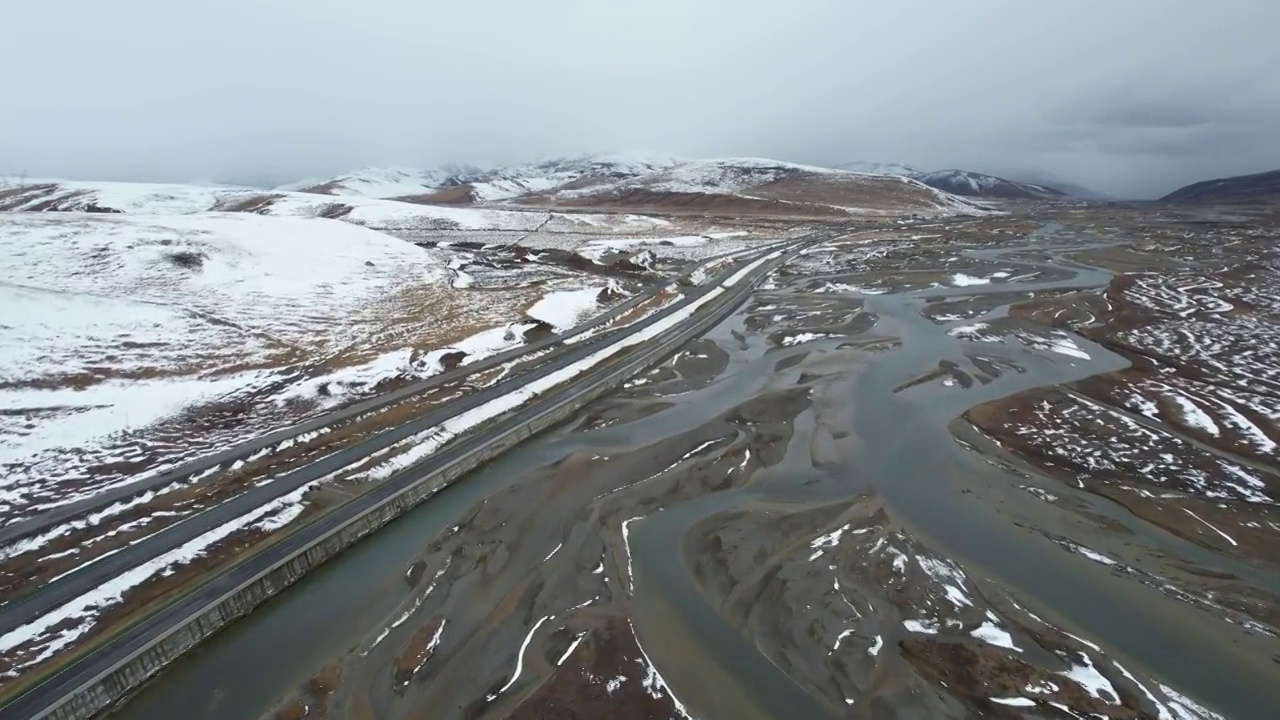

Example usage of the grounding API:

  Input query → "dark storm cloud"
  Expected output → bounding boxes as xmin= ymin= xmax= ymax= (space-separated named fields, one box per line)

xmin=1087 ymin=100 xmax=1218 ymax=131
xmin=2 ymin=1 xmax=1278 ymax=198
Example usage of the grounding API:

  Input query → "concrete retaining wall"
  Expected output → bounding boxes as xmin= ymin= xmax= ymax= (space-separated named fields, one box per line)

xmin=37 ymin=258 xmax=779 ymax=720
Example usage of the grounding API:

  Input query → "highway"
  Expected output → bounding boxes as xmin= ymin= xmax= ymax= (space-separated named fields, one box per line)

xmin=0 ymin=279 xmax=658 ymax=547
xmin=0 ymin=239 xmax=796 ymax=549
xmin=0 ymin=235 xmax=818 ymax=720
xmin=0 ymin=245 xmax=786 ymax=627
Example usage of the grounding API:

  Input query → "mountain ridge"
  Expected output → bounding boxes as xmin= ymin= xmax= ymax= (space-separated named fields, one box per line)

xmin=914 ymin=169 xmax=1067 ymax=200
xmin=1161 ymin=169 xmax=1280 ymax=204
xmin=273 ymin=154 xmax=986 ymax=218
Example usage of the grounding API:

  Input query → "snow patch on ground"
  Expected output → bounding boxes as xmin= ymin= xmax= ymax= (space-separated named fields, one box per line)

xmin=903 ymin=618 xmax=940 ymax=634
xmin=1045 ymin=334 xmax=1092 ymax=360
xmin=527 ymin=288 xmax=603 ymax=331
xmin=808 ymin=524 xmax=851 ymax=561
xmin=1167 ymin=391 xmax=1221 ymax=437
xmin=1 ymin=372 xmax=273 ymax=470
xmin=991 ymin=697 xmax=1036 ymax=707
xmin=782 ymin=332 xmax=837 ymax=347
xmin=917 ymin=555 xmax=972 ymax=608
xmin=971 ymin=617 xmax=1022 ymax=652
xmin=951 ymin=273 xmax=991 ymax=287
xmin=1058 ymin=652 xmax=1119 ymax=705
xmin=1157 ymin=683 xmax=1227 ymax=720
xmin=948 ymin=322 xmax=992 ymax=339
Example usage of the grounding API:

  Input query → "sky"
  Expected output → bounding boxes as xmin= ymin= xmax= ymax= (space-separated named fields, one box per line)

xmin=2 ymin=1 xmax=1277 ymax=198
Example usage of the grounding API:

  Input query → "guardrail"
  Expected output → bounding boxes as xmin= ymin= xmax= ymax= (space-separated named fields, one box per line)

xmin=5 ymin=244 xmax=797 ymax=720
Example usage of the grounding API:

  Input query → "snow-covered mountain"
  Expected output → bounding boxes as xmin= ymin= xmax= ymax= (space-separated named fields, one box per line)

xmin=285 ymin=154 xmax=983 ymax=217
xmin=915 ymin=170 xmax=1066 ymax=200
xmin=283 ymin=166 xmax=467 ymax=199
xmin=832 ymin=161 xmax=923 ymax=178
xmin=0 ymin=179 xmax=562 ymax=232
xmin=452 ymin=152 xmax=684 ymax=203
xmin=828 ymin=162 xmax=1097 ymax=199
xmin=531 ymin=157 xmax=984 ymax=217
xmin=277 ymin=153 xmax=684 ymax=205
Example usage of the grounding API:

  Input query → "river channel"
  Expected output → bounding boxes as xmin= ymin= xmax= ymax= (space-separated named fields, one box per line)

xmin=114 ymin=223 xmax=1279 ymax=720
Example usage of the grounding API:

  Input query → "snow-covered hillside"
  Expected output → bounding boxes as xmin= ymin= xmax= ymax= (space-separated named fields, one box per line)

xmin=0 ymin=213 xmax=448 ymax=479
xmin=0 ymin=207 xmax=645 ymax=515
xmin=833 ymin=161 xmax=923 ymax=177
xmin=455 ymin=152 xmax=684 ymax=202
xmin=541 ymin=157 xmax=985 ymax=216
xmin=916 ymin=170 xmax=1065 ymax=200
xmin=277 ymin=153 xmax=683 ymax=205
xmin=614 ymin=157 xmax=843 ymax=195
xmin=284 ymin=154 xmax=983 ymax=217
xmin=0 ymin=179 xmax=669 ymax=234
xmin=285 ymin=166 xmax=465 ymax=199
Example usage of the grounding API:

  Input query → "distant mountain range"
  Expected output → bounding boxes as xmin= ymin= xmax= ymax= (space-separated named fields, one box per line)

xmin=831 ymin=162 xmax=1096 ymax=200
xmin=270 ymin=154 xmax=987 ymax=218
xmin=2 ymin=153 xmax=1117 ymax=223
xmin=832 ymin=161 xmax=924 ymax=178
xmin=288 ymin=155 xmax=1089 ymax=212
xmin=1161 ymin=169 xmax=1280 ymax=204
xmin=914 ymin=170 xmax=1066 ymax=200
xmin=1013 ymin=175 xmax=1114 ymax=201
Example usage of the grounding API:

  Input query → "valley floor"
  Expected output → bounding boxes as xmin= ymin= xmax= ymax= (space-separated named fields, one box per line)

xmin=96 ymin=205 xmax=1280 ymax=720
xmin=0 ymin=200 xmax=807 ymax=699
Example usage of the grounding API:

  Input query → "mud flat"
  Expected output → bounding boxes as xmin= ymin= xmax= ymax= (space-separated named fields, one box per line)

xmin=109 ymin=211 xmax=1280 ymax=720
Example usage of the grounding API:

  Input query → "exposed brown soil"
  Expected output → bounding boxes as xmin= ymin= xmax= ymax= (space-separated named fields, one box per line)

xmin=211 ymin=194 xmax=284 ymax=214
xmin=0 ymin=184 xmax=61 ymax=210
xmin=28 ymin=190 xmax=93 ymax=212
xmin=315 ymin=202 xmax=353 ymax=219
xmin=394 ymin=185 xmax=477 ymax=205
xmin=518 ymin=188 xmax=851 ymax=218
xmin=901 ymin=639 xmax=1143 ymax=718
xmin=503 ymin=616 xmax=685 ymax=720
xmin=293 ymin=180 xmax=343 ymax=195
xmin=751 ymin=173 xmax=956 ymax=214
xmin=966 ymin=233 xmax=1280 ymax=568
xmin=274 ymin=699 xmax=309 ymax=720
xmin=394 ymin=617 xmax=445 ymax=686
xmin=265 ymin=665 xmax=343 ymax=720
xmin=310 ymin=665 xmax=343 ymax=696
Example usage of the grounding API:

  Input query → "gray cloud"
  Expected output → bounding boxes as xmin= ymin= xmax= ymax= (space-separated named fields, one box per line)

xmin=2 ymin=1 xmax=1278 ymax=198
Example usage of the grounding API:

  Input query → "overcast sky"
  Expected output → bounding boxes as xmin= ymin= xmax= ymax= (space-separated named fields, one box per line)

xmin=3 ymin=1 xmax=1277 ymax=198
